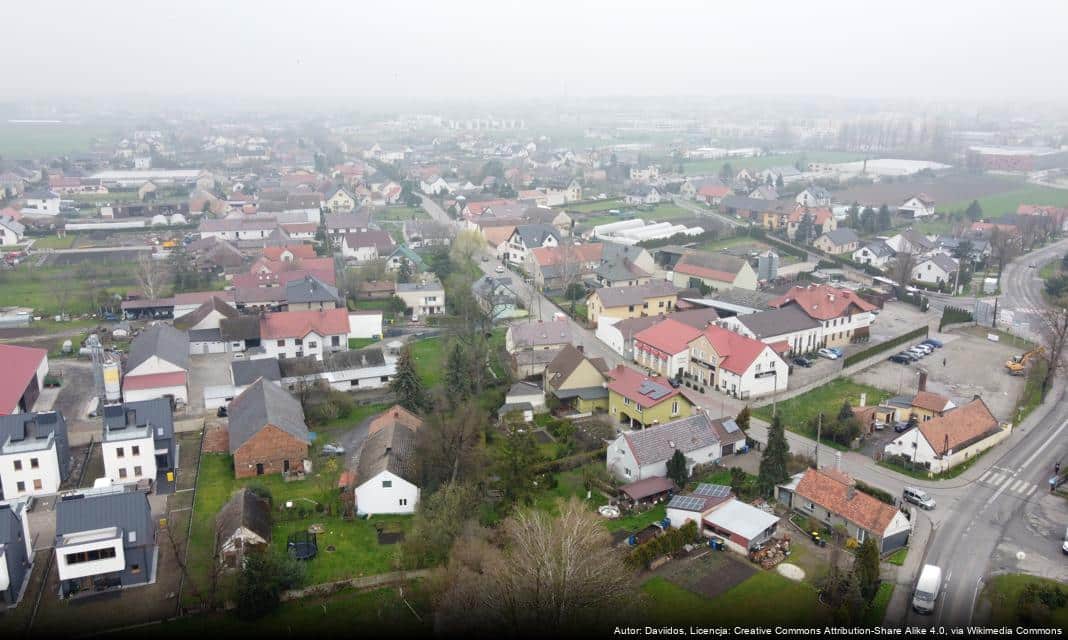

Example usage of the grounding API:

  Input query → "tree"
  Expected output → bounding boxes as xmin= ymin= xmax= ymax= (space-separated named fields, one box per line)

xmin=416 ymin=402 xmax=486 ymax=490
xmin=444 ymin=341 xmax=473 ymax=405
xmin=889 ymin=252 xmax=917 ymax=287
xmin=965 ymin=199 xmax=983 ymax=221
xmin=775 ymin=174 xmax=785 ymax=190
xmin=235 ymin=552 xmax=305 ymax=620
xmin=855 ymin=537 xmax=882 ymax=602
xmin=718 ymin=162 xmax=734 ymax=183
xmin=135 ymin=252 xmax=165 ymax=300
xmin=435 ymin=499 xmax=633 ymax=635
xmin=495 ymin=417 xmax=543 ymax=503
xmin=757 ymin=414 xmax=790 ymax=495
xmin=860 ymin=207 xmax=876 ymax=234
xmin=1036 ymin=307 xmax=1068 ymax=396
xmin=390 ymin=346 xmax=427 ymax=412
xmin=665 ymin=449 xmax=688 ymax=488
xmin=847 ymin=203 xmax=860 ymax=229
xmin=401 ymin=482 xmax=481 ymax=569
xmin=397 ymin=257 xmax=413 ymax=284
xmin=735 ymin=405 xmax=751 ymax=433
xmin=877 ymin=204 xmax=892 ymax=232
xmin=449 ymin=229 xmax=484 ymax=266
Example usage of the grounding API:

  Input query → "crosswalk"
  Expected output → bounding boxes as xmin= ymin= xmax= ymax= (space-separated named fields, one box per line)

xmin=978 ymin=468 xmax=1039 ymax=497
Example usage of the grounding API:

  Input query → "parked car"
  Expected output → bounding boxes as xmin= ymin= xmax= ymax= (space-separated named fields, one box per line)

xmin=322 ymin=443 xmax=346 ymax=456
xmin=495 ymin=265 xmax=505 ymax=273
xmin=906 ymin=347 xmax=928 ymax=358
xmin=216 ymin=406 xmax=228 ymax=418
xmin=889 ymin=353 xmax=912 ymax=364
xmin=817 ymin=348 xmax=839 ymax=360
xmin=903 ymin=487 xmax=936 ymax=510
xmin=792 ymin=356 xmax=813 ymax=368
xmin=922 ymin=338 xmax=944 ymax=348
xmin=913 ymin=344 xmax=934 ymax=354
xmin=893 ymin=421 xmax=912 ymax=433
xmin=828 ymin=346 xmax=844 ymax=357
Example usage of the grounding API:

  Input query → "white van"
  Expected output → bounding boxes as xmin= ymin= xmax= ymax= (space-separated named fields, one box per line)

xmin=912 ymin=564 xmax=943 ymax=614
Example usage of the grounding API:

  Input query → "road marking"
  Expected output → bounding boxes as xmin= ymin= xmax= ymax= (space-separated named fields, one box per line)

xmin=989 ymin=472 xmax=1005 ymax=486
xmin=1011 ymin=479 xmax=1029 ymax=494
xmin=1026 ymin=485 xmax=1037 ymax=497
xmin=990 ymin=418 xmax=1068 ymax=506
xmin=979 ymin=470 xmax=992 ymax=482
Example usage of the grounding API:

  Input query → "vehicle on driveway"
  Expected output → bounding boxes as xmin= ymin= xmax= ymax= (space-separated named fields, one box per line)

xmin=322 ymin=443 xmax=346 ymax=456
xmin=893 ymin=421 xmax=912 ymax=433
xmin=792 ymin=356 xmax=813 ymax=368
xmin=817 ymin=348 xmax=839 ymax=360
xmin=903 ymin=486 xmax=936 ymax=510
xmin=828 ymin=346 xmax=844 ymax=358
xmin=889 ymin=353 xmax=912 ymax=364
xmin=922 ymin=338 xmax=943 ymax=348
xmin=1062 ymin=527 xmax=1068 ymax=555
xmin=495 ymin=265 xmax=505 ymax=273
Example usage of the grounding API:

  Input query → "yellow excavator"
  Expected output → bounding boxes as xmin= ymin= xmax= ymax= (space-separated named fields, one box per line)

xmin=1005 ymin=346 xmax=1045 ymax=376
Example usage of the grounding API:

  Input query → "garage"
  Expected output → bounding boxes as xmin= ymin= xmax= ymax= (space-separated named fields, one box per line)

xmin=189 ymin=329 xmax=227 ymax=354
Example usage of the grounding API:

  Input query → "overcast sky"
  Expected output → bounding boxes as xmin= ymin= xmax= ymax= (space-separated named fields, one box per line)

xmin=3 ymin=0 xmax=1067 ymax=102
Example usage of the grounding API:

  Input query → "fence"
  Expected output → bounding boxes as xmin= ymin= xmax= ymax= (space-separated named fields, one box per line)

xmin=842 ymin=325 xmax=930 ymax=367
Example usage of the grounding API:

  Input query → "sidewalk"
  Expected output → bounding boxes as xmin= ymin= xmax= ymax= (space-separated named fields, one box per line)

xmin=883 ymin=513 xmax=934 ymax=625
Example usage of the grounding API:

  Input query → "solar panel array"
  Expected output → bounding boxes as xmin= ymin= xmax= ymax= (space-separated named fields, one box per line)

xmin=667 ymin=495 xmax=708 ymax=511
xmin=639 ymin=380 xmax=671 ymax=400
xmin=692 ymin=483 xmax=731 ymax=498
xmin=722 ymin=419 xmax=741 ymax=434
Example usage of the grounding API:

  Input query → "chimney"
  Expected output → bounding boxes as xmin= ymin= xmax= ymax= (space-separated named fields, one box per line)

xmin=973 ymin=393 xmax=981 ymax=401
xmin=859 ymin=393 xmax=866 ymax=408
xmin=918 ymin=371 xmax=927 ymax=392
xmin=576 ymin=345 xmax=584 ymax=353
xmin=834 ymin=451 xmax=842 ymax=471
xmin=847 ymin=486 xmax=857 ymax=500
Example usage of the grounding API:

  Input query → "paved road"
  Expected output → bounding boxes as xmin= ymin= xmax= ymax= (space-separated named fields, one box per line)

xmin=671 ymin=196 xmax=745 ymax=229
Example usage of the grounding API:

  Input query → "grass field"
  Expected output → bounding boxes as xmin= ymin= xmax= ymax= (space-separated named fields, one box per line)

xmin=863 ymin=582 xmax=895 ymax=626
xmin=271 ymin=514 xmax=407 ymax=584
xmin=981 ymin=574 xmax=1068 ymax=628
xmin=940 ymin=185 xmax=1068 ymax=217
xmin=0 ymin=262 xmax=140 ymax=316
xmin=374 ymin=206 xmax=430 ymax=222
xmin=753 ymin=378 xmax=894 ymax=448
xmin=564 ymin=198 xmax=624 ymax=213
xmin=0 ymin=122 xmax=115 ymax=159
xmin=409 ymin=335 xmax=445 ymax=387
xmin=348 ymin=337 xmax=378 ymax=350
xmin=641 ymin=572 xmax=829 ymax=626
xmin=886 ymin=548 xmax=908 ymax=566
xmin=682 ymin=151 xmax=865 ymax=177
xmin=581 ymin=202 xmax=696 ymax=226
xmin=29 ymin=234 xmax=76 ymax=249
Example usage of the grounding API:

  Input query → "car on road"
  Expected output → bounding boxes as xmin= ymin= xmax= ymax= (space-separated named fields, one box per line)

xmin=817 ymin=348 xmax=839 ymax=360
xmin=922 ymin=338 xmax=944 ymax=348
xmin=903 ymin=486 xmax=936 ymax=510
xmin=889 ymin=353 xmax=912 ymax=364
xmin=481 ymin=255 xmax=490 ymax=262
xmin=322 ymin=443 xmax=346 ymax=456
xmin=216 ymin=406 xmax=228 ymax=418
xmin=792 ymin=356 xmax=813 ymax=368
xmin=912 ymin=564 xmax=943 ymax=614
xmin=495 ymin=265 xmax=505 ymax=273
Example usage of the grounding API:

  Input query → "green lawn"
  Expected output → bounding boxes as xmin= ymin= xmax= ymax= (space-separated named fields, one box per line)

xmin=351 ymin=298 xmax=400 ymax=312
xmin=682 ymin=151 xmax=865 ymax=177
xmin=879 ymin=445 xmax=991 ymax=480
xmin=1040 ymin=261 xmax=1059 ymax=281
xmin=374 ymin=206 xmax=430 ymax=222
xmin=753 ymin=378 xmax=893 ymax=448
xmin=603 ymin=504 xmax=666 ymax=533
xmin=409 ymin=336 xmax=445 ymax=387
xmin=981 ymin=574 xmax=1068 ymax=628
xmin=348 ymin=337 xmax=377 ymax=350
xmin=271 ymin=515 xmax=407 ymax=584
xmin=0 ymin=262 xmax=139 ymax=316
xmin=886 ymin=548 xmax=908 ymax=566
xmin=313 ymin=402 xmax=390 ymax=438
xmin=531 ymin=467 xmax=610 ymax=516
xmin=639 ymin=203 xmax=695 ymax=222
xmin=863 ymin=582 xmax=895 ymax=626
xmin=940 ymin=185 xmax=1068 ymax=218
xmin=0 ymin=122 xmax=115 ymax=159
xmin=641 ymin=572 xmax=830 ymax=626
xmin=30 ymin=234 xmax=76 ymax=249
xmin=564 ymin=198 xmax=624 ymax=213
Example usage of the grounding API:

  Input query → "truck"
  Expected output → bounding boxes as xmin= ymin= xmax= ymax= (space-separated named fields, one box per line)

xmin=1006 ymin=346 xmax=1045 ymax=375
xmin=911 ymin=564 xmax=943 ymax=614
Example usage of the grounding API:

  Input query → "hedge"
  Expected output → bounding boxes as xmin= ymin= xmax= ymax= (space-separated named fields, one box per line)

xmin=842 ymin=325 xmax=929 ymax=367
xmin=855 ymin=479 xmax=895 ymax=506
xmin=624 ymin=521 xmax=699 ymax=569
xmin=939 ymin=305 xmax=973 ymax=330
xmin=530 ymin=448 xmax=605 ymax=475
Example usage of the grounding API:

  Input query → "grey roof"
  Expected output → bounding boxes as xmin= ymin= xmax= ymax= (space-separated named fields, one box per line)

xmin=737 ymin=305 xmax=821 ymax=339
xmin=174 ymin=296 xmax=239 ymax=331
xmin=102 ymin=398 xmax=174 ymax=443
xmin=596 ymin=258 xmax=649 ymax=282
xmin=720 ymin=195 xmax=792 ymax=214
xmin=396 ymin=278 xmax=444 ymax=294
xmin=216 ymin=488 xmax=272 ymax=544
xmin=355 ymin=418 xmax=418 ymax=485
xmin=512 ymin=224 xmax=560 ymax=248
xmin=749 ymin=185 xmax=779 ymax=199
xmin=551 ymin=386 xmax=608 ymax=400
xmin=127 ymin=324 xmax=190 ymax=372
xmin=285 ymin=274 xmax=341 ymax=305
xmin=622 ymin=413 xmax=742 ymax=466
xmin=324 ymin=347 xmax=386 ymax=370
xmin=627 ymin=184 xmax=659 ymax=197
xmin=189 ymin=328 xmax=223 ymax=342
xmin=611 ymin=315 xmax=662 ymax=338
xmin=858 ymin=241 xmax=895 ymax=258
xmin=922 ymin=253 xmax=959 ymax=273
xmin=507 ymin=381 xmax=543 ymax=398
xmin=601 ymin=242 xmax=649 ymax=264
xmin=670 ymin=307 xmax=721 ymax=330
xmin=507 ymin=318 xmax=572 ymax=347
xmin=901 ymin=229 xmax=936 ymax=251
xmin=55 ymin=490 xmax=153 ymax=548
xmin=819 ymin=228 xmax=860 ymax=246
xmin=227 ymin=378 xmax=309 ymax=453
xmin=220 ymin=315 xmax=261 ymax=341
xmin=0 ymin=215 xmax=25 ymax=235
xmin=545 ymin=344 xmax=608 ymax=388
xmin=0 ymin=502 xmax=26 ymax=545
xmin=0 ymin=411 xmax=71 ymax=480
xmin=231 ymin=358 xmax=282 ymax=386
xmin=592 ymin=280 xmax=678 ymax=308
xmin=472 ymin=275 xmax=519 ymax=304
xmin=325 ymin=211 xmax=370 ymax=230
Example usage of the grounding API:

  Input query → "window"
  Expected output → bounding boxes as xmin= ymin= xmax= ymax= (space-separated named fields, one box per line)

xmin=380 ymin=376 xmax=389 ymax=382
xmin=65 ymin=547 xmax=117 ymax=565
xmin=295 ymin=338 xmax=303 ymax=346
xmin=131 ymin=564 xmax=141 ymax=575
xmin=671 ymin=400 xmax=679 ymax=415
xmin=13 ymin=460 xmax=22 ymax=471
xmin=33 ymin=479 xmax=42 ymax=490
xmin=308 ymin=341 xmax=317 ymax=349
xmin=134 ymin=466 xmax=143 ymax=477
xmin=120 ymin=468 xmax=129 ymax=479
xmin=628 ymin=305 xmax=635 ymax=312
xmin=16 ymin=481 xmax=25 ymax=492
xmin=623 ymin=397 xmax=630 ymax=406
xmin=624 ymin=468 xmax=631 ymax=477
xmin=399 ymin=498 xmax=408 ymax=506
xmin=332 ymin=336 xmax=340 ymax=347
xmin=277 ymin=340 xmax=285 ymax=347
xmin=382 ymin=480 xmax=392 ymax=488
xmin=129 ymin=531 xmax=137 ymax=543
xmin=131 ymin=446 xmax=140 ymax=456
xmin=116 ymin=447 xmax=125 ymax=458
xmin=30 ymin=458 xmax=39 ymax=469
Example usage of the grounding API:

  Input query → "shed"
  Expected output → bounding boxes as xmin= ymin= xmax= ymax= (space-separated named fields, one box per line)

xmin=702 ymin=500 xmax=780 ymax=554
xmin=619 ymin=476 xmax=676 ymax=504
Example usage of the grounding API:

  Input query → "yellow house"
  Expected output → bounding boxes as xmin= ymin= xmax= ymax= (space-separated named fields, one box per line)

xmin=325 ymin=186 xmax=358 ymax=212
xmin=606 ymin=364 xmax=694 ymax=429
xmin=887 ymin=390 xmax=956 ymax=424
xmin=543 ymin=344 xmax=610 ymax=413
xmin=586 ymin=281 xmax=678 ymax=326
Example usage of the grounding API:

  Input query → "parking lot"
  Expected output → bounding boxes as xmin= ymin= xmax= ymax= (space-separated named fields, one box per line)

xmin=851 ymin=327 xmax=1026 ymax=422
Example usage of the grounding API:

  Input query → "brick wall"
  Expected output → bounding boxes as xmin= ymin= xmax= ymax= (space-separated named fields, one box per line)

xmin=233 ymin=425 xmax=308 ymax=479
xmin=202 ymin=424 xmax=229 ymax=453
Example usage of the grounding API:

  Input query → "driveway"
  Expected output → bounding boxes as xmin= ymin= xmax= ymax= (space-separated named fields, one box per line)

xmin=331 ymin=412 xmax=380 ymax=471
xmin=184 ymin=352 xmax=233 ymax=415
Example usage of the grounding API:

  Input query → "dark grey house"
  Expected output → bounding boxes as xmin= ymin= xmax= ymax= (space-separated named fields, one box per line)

xmin=54 ymin=490 xmax=156 ymax=597
xmin=231 ymin=358 xmax=282 ymax=387
xmin=102 ymin=398 xmax=175 ymax=484
xmin=284 ymin=274 xmax=342 ymax=311
xmin=0 ymin=501 xmax=33 ymax=606
xmin=0 ymin=411 xmax=72 ymax=499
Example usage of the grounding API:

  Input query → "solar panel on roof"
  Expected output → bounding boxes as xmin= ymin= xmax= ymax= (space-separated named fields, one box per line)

xmin=722 ymin=419 xmax=740 ymax=434
xmin=668 ymin=495 xmax=708 ymax=511
xmin=692 ymin=483 xmax=730 ymax=499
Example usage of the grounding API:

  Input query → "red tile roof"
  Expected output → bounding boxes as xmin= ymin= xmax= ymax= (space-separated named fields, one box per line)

xmin=697 ymin=184 xmax=730 ymax=198
xmin=634 ymin=318 xmax=703 ymax=357
xmin=122 ymin=371 xmax=187 ymax=391
xmin=787 ymin=206 xmax=834 ymax=225
xmin=768 ymin=284 xmax=876 ymax=321
xmin=530 ymin=243 xmax=604 ymax=267
xmin=673 ymin=260 xmax=736 ymax=283
xmin=368 ymin=404 xmax=423 ymax=435
xmin=911 ymin=391 xmax=952 ymax=414
xmin=794 ymin=468 xmax=900 ymax=534
xmin=0 ymin=345 xmax=46 ymax=415
xmin=916 ymin=398 xmax=1000 ymax=454
xmin=693 ymin=324 xmax=777 ymax=375
xmin=260 ymin=308 xmax=350 ymax=339
xmin=606 ymin=365 xmax=682 ymax=409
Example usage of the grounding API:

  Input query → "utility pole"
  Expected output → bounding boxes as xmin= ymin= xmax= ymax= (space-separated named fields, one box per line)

xmin=815 ymin=412 xmax=823 ymax=470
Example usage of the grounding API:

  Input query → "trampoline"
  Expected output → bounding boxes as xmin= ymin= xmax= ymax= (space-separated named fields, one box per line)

xmin=287 ymin=531 xmax=318 ymax=561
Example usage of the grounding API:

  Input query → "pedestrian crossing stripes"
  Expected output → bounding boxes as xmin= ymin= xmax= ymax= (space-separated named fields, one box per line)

xmin=978 ymin=470 xmax=1039 ymax=496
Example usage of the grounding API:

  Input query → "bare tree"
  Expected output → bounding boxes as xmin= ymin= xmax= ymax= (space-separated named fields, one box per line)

xmin=1036 ymin=306 xmax=1068 ymax=395
xmin=166 ymin=518 xmax=226 ymax=612
xmin=135 ymin=253 xmax=165 ymax=300
xmin=449 ymin=229 xmax=484 ymax=266
xmin=416 ymin=400 xmax=487 ymax=490
xmin=888 ymin=252 xmax=916 ymax=287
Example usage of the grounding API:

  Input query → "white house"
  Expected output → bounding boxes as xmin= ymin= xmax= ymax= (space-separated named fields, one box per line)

xmin=323 ymin=186 xmax=358 ymax=212
xmin=883 ymin=398 xmax=1006 ymax=474
xmin=122 ymin=325 xmax=190 ymax=405
xmin=260 ymin=308 xmax=350 ymax=360
xmin=353 ymin=406 xmax=422 ymax=516
xmin=20 ymin=190 xmax=60 ymax=216
xmin=419 ymin=175 xmax=451 ymax=195
xmin=630 ymin=165 xmax=660 ymax=182
xmin=605 ymin=412 xmax=746 ymax=482
xmin=99 ymin=399 xmax=175 ymax=488
xmin=396 ymin=277 xmax=445 ymax=320
xmin=0 ymin=215 xmax=25 ymax=246
xmin=852 ymin=241 xmax=896 ymax=270
xmin=899 ymin=194 xmax=936 ymax=219
xmin=795 ymin=186 xmax=831 ymax=207
xmin=499 ymin=381 xmax=546 ymax=421
xmin=348 ymin=311 xmax=383 ymax=340
xmin=0 ymin=412 xmax=71 ymax=499
xmin=0 ymin=500 xmax=33 ymax=606
xmin=624 ymin=185 xmax=661 ymax=206
xmin=280 ymin=347 xmax=397 ymax=392
xmin=911 ymin=254 xmax=958 ymax=285
xmin=503 ymin=224 xmax=560 ymax=267
xmin=341 ymin=230 xmax=394 ymax=262
xmin=684 ymin=324 xmax=791 ymax=400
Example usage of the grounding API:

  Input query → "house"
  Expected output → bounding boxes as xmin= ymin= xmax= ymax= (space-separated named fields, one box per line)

xmin=814 ymin=228 xmax=861 ymax=255
xmin=595 ymin=308 xmax=720 ymax=358
xmin=529 ymin=242 xmax=603 ymax=290
xmin=543 ymin=345 xmax=609 ymax=414
xmin=54 ymin=490 xmax=156 ymax=597
xmin=883 ymin=398 xmax=1005 ymax=473
xmin=671 ymin=251 xmax=758 ymax=291
xmin=323 ymin=186 xmax=358 ymax=212
xmin=768 ymin=284 xmax=878 ymax=348
xmin=472 ymin=276 xmax=525 ymax=321
xmin=521 ymin=207 xmax=573 ymax=238
xmin=606 ymin=365 xmax=694 ymax=429
xmin=284 ymin=275 xmax=342 ymax=311
xmin=633 ymin=319 xmax=702 ymax=379
xmin=680 ymin=177 xmax=729 ymax=204
xmin=685 ymin=324 xmax=790 ymax=399
xmin=384 ymin=245 xmax=425 ymax=274
xmin=228 ymin=378 xmax=310 ymax=478
xmin=402 ymin=220 xmax=452 ymax=248
xmin=20 ymin=189 xmax=61 ymax=216
xmin=215 ymin=488 xmax=272 ymax=568
xmin=262 ymin=244 xmax=317 ymax=263
xmin=220 ymin=316 xmax=262 ymax=354
xmin=667 ymin=488 xmax=780 ymax=555
xmin=499 ymin=381 xmax=547 ymax=422
xmin=606 ymin=412 xmax=745 ymax=481
xmin=778 ymin=467 xmax=911 ymax=553
xmin=174 ymin=297 xmax=239 ymax=354
xmin=541 ymin=178 xmax=582 ymax=205
xmin=759 ymin=166 xmax=802 ymax=185
xmin=260 ymin=308 xmax=350 ymax=360
xmin=885 ymin=229 xmax=936 ymax=255
xmin=420 ymin=175 xmax=451 ymax=195
xmin=786 ymin=206 xmax=836 ymax=242
xmin=911 ymin=254 xmax=958 ymax=286
xmin=630 ymin=165 xmax=660 ymax=182
xmin=324 ymin=211 xmax=371 ymax=243
xmin=347 ymin=310 xmax=383 ymax=340
xmin=0 ymin=501 xmax=33 ymax=606
xmin=624 ymin=185 xmax=661 ymax=206
xmin=586 ymin=280 xmax=678 ymax=326
xmin=280 ymin=346 xmax=396 ymax=392
xmin=0 ymin=411 xmax=71 ymax=499
xmin=899 ymin=194 xmax=935 ymax=219
xmin=503 ymin=224 xmax=560 ymax=267
xmin=852 ymin=241 xmax=896 ymax=269
xmin=0 ymin=215 xmax=25 ymax=245
xmin=506 ymin=318 xmax=574 ymax=379
xmin=748 ymin=185 xmax=779 ymax=201
xmin=396 ymin=276 xmax=445 ymax=320
xmin=717 ymin=305 xmax=822 ymax=357
xmin=357 ymin=280 xmax=397 ymax=300
xmin=341 ymin=230 xmax=395 ymax=262
xmin=99 ymin=399 xmax=175 ymax=488
xmin=595 ymin=242 xmax=657 ymax=288
xmin=721 ymin=196 xmax=792 ymax=223
xmin=353 ymin=405 xmax=422 ymax=515
xmin=0 ymin=345 xmax=49 ymax=416
xmin=795 ymin=186 xmax=831 ymax=207
xmin=122 ymin=325 xmax=189 ymax=405
xmin=884 ymin=389 xmax=956 ymax=424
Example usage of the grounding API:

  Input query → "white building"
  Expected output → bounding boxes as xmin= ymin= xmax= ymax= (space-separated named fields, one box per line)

xmin=899 ymin=194 xmax=936 ymax=219
xmin=353 ymin=407 xmax=422 ymax=516
xmin=911 ymin=254 xmax=958 ymax=285
xmin=260 ymin=309 xmax=351 ymax=361
xmin=0 ymin=215 xmax=25 ymax=245
xmin=122 ymin=325 xmax=190 ymax=406
xmin=605 ymin=413 xmax=746 ymax=482
xmin=883 ymin=398 xmax=1006 ymax=474
xmin=20 ymin=190 xmax=60 ymax=216
xmin=348 ymin=311 xmax=383 ymax=340
xmin=0 ymin=412 xmax=71 ymax=499
xmin=396 ymin=278 xmax=445 ymax=320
